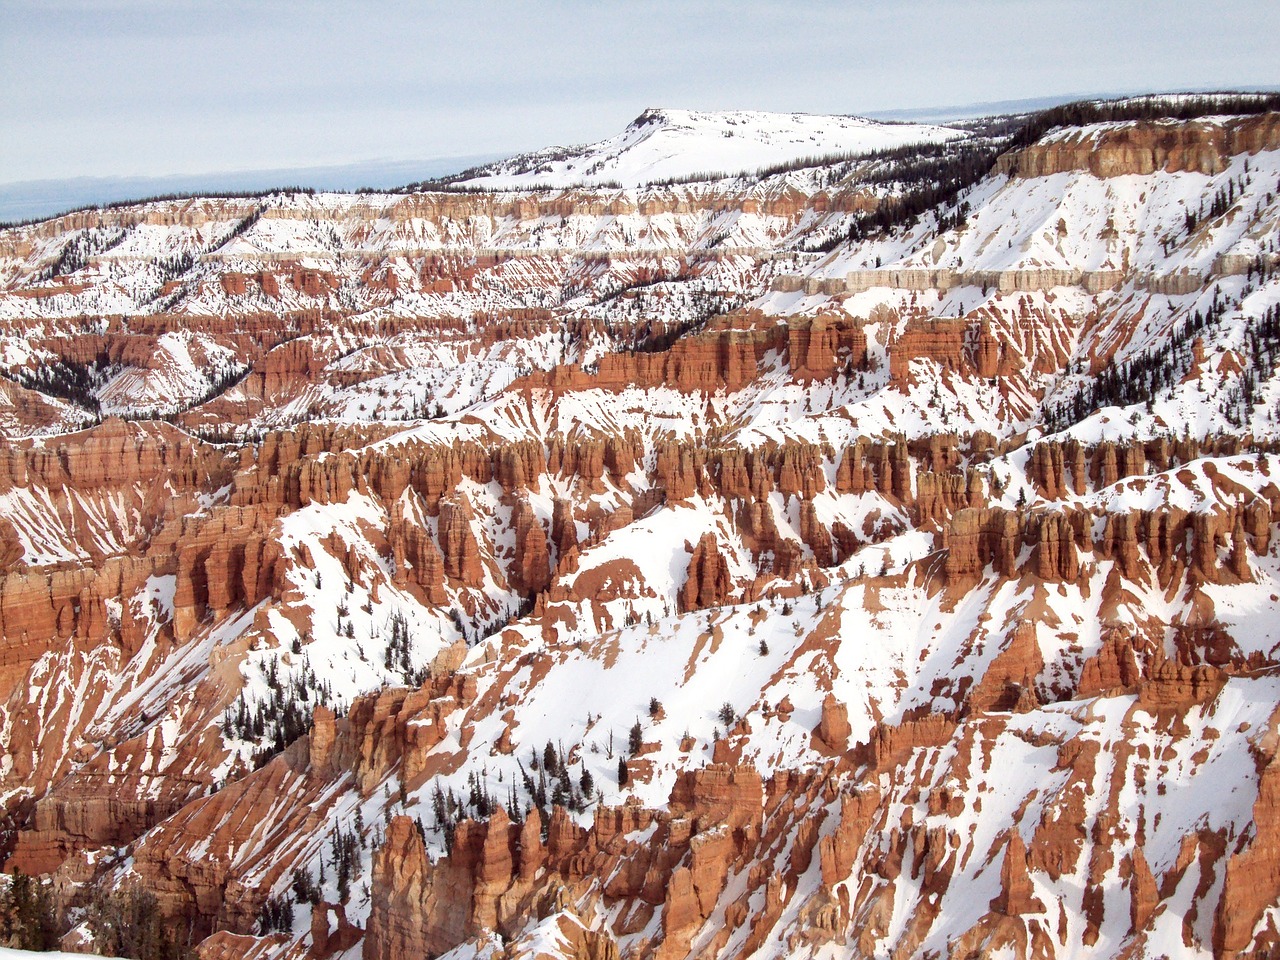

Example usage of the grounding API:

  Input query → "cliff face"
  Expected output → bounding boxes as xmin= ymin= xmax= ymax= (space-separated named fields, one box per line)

xmin=3 ymin=398 xmax=1278 ymax=960
xmin=2 ymin=106 xmax=1280 ymax=960
xmin=198 ymin=610 xmax=1280 ymax=960
xmin=2 ymin=417 xmax=1269 ymax=957
xmin=3 ymin=414 xmax=1272 ymax=956
xmin=996 ymin=113 xmax=1280 ymax=179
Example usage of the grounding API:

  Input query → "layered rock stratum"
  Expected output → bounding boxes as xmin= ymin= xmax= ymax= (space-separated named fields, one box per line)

xmin=2 ymin=97 xmax=1280 ymax=960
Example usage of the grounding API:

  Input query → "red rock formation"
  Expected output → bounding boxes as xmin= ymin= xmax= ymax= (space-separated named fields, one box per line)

xmin=786 ymin=315 xmax=868 ymax=380
xmin=657 ymin=442 xmax=701 ymax=502
xmin=1215 ymin=702 xmax=1280 ymax=956
xmin=990 ymin=830 xmax=1045 ymax=916
xmin=361 ymin=762 xmax=772 ymax=959
xmin=944 ymin=507 xmax=1022 ymax=586
xmin=388 ymin=502 xmax=448 ymax=604
xmin=437 ymin=495 xmax=484 ymax=587
xmin=310 ymin=902 xmax=362 ymax=958
xmin=798 ymin=500 xmax=835 ymax=565
xmin=997 ymin=113 xmax=1280 ymax=179
xmin=510 ymin=499 xmax=551 ymax=595
xmin=968 ymin=621 xmax=1044 ymax=714
xmin=1137 ymin=657 xmax=1225 ymax=711
xmin=679 ymin=533 xmax=731 ymax=612
xmin=551 ymin=497 xmax=579 ymax=565
xmin=494 ymin=441 xmax=547 ymax=495
xmin=1034 ymin=511 xmax=1080 ymax=582
xmin=1128 ymin=847 xmax=1158 ymax=932
xmin=776 ymin=443 xmax=826 ymax=499
xmin=975 ymin=320 xmax=1001 ymax=378
xmin=814 ymin=694 xmax=851 ymax=752
xmin=195 ymin=932 xmax=287 ymax=960
xmin=1077 ymin=631 xmax=1147 ymax=698
xmin=889 ymin=319 xmax=967 ymax=386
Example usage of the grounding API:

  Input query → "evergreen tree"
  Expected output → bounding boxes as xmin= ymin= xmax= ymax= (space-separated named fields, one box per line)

xmin=0 ymin=870 xmax=57 ymax=951
xmin=85 ymin=886 xmax=190 ymax=960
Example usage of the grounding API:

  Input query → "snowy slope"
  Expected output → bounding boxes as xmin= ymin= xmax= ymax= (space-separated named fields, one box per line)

xmin=455 ymin=108 xmax=966 ymax=188
xmin=3 ymin=103 xmax=1280 ymax=960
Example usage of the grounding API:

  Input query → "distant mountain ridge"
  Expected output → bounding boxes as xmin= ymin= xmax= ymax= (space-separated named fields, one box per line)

xmin=0 ymin=153 xmax=507 ymax=225
xmin=445 ymin=107 xmax=966 ymax=189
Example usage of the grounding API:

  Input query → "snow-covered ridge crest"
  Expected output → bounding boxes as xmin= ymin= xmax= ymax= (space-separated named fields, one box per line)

xmin=452 ymin=106 xmax=967 ymax=189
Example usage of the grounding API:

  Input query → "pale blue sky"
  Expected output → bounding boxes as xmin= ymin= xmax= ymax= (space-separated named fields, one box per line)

xmin=2 ymin=0 xmax=1277 ymax=187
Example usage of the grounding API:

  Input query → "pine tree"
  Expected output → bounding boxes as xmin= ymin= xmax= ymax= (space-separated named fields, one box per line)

xmin=0 ymin=870 xmax=57 ymax=950
xmin=432 ymin=782 xmax=447 ymax=829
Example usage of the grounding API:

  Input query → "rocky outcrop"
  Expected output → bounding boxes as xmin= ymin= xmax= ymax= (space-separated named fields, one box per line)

xmin=365 ymin=763 xmax=767 ymax=960
xmin=510 ymin=499 xmax=551 ymax=595
xmin=551 ymin=497 xmax=579 ymax=567
xmin=511 ymin=312 xmax=868 ymax=400
xmin=494 ymin=441 xmax=548 ymax=496
xmin=837 ymin=266 xmax=1130 ymax=296
xmin=944 ymin=476 xmax=1276 ymax=592
xmin=997 ymin=113 xmax=1280 ymax=179
xmin=310 ymin=902 xmax=363 ymax=959
xmin=437 ymin=495 xmax=485 ymax=587
xmin=814 ymin=694 xmax=851 ymax=752
xmin=888 ymin=318 xmax=967 ymax=386
xmin=944 ymin=507 xmax=1022 ymax=585
xmin=388 ymin=502 xmax=448 ymax=603
xmin=679 ymin=533 xmax=732 ymax=612
xmin=1215 ymin=703 xmax=1280 ymax=957
xmin=363 ymin=816 xmax=463 ymax=958
xmin=786 ymin=315 xmax=868 ymax=380
xmin=990 ymin=831 xmax=1045 ymax=916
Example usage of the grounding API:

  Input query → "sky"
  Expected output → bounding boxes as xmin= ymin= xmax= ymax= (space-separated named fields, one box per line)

xmin=1 ymin=0 xmax=1278 ymax=215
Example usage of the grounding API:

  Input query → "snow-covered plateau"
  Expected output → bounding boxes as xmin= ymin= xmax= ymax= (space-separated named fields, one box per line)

xmin=449 ymin=108 xmax=965 ymax=190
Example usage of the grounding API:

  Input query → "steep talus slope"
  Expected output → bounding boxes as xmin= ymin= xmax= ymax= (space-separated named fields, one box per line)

xmin=1 ymin=99 xmax=1280 ymax=960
